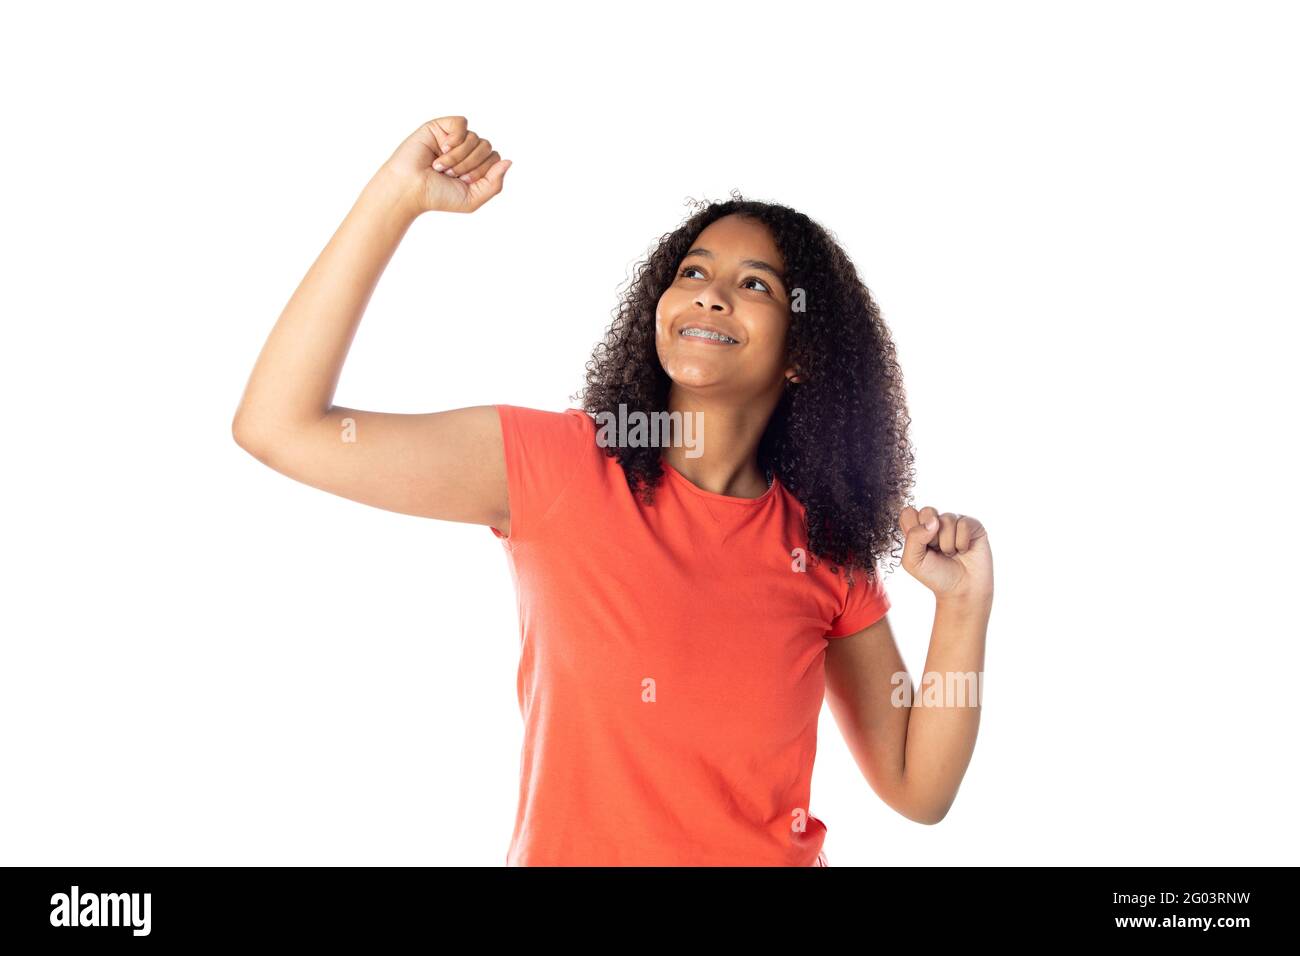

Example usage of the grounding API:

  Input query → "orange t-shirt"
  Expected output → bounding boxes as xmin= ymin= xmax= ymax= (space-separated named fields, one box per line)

xmin=489 ymin=404 xmax=891 ymax=866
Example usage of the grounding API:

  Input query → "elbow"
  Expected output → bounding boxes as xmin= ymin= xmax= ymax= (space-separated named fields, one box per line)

xmin=912 ymin=808 xmax=949 ymax=826
xmin=231 ymin=410 xmax=271 ymax=462
xmin=894 ymin=789 xmax=955 ymax=826
xmin=232 ymin=407 xmax=322 ymax=465
xmin=899 ymin=804 xmax=949 ymax=826
xmin=231 ymin=411 xmax=255 ymax=452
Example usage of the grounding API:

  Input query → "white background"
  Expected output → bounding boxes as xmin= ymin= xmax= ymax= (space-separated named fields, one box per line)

xmin=2 ymin=0 xmax=1297 ymax=866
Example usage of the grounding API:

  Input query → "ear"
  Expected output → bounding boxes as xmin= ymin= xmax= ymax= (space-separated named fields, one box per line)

xmin=783 ymin=364 xmax=803 ymax=385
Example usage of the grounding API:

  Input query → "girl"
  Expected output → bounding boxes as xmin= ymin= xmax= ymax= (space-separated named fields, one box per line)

xmin=233 ymin=114 xmax=994 ymax=867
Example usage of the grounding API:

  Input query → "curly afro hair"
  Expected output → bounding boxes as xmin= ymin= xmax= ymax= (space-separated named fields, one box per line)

xmin=572 ymin=190 xmax=916 ymax=588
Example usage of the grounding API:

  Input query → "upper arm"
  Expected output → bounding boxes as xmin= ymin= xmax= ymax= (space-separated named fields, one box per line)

xmin=824 ymin=612 xmax=918 ymax=816
xmin=232 ymin=404 xmax=509 ymax=528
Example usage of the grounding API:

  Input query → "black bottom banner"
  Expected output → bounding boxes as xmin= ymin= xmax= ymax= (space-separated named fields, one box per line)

xmin=0 ymin=865 xmax=1284 ymax=944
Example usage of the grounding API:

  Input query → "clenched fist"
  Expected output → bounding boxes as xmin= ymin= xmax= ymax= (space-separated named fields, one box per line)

xmin=899 ymin=505 xmax=993 ymax=604
xmin=383 ymin=115 xmax=512 ymax=215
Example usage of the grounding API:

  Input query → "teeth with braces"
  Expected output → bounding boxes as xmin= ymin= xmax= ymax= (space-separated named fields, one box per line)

xmin=681 ymin=328 xmax=738 ymax=344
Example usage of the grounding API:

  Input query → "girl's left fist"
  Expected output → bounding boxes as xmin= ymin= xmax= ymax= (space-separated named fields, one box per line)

xmin=899 ymin=505 xmax=993 ymax=604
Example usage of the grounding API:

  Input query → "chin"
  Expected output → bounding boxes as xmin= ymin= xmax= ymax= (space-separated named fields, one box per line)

xmin=666 ymin=375 xmax=737 ymax=395
xmin=661 ymin=361 xmax=728 ymax=388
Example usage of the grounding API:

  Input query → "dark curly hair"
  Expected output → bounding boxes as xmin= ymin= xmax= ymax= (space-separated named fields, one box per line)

xmin=571 ymin=190 xmax=916 ymax=587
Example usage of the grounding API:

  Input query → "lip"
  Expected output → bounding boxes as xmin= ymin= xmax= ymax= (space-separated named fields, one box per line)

xmin=678 ymin=320 xmax=741 ymax=345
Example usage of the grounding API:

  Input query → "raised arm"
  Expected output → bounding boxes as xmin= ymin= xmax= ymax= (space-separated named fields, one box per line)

xmin=824 ymin=507 xmax=993 ymax=824
xmin=231 ymin=115 xmax=517 ymax=532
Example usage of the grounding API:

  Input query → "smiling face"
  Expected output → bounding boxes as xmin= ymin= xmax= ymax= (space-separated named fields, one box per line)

xmin=655 ymin=214 xmax=799 ymax=400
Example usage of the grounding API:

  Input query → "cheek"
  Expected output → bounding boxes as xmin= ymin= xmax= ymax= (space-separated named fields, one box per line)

xmin=749 ymin=315 xmax=789 ymax=352
xmin=751 ymin=328 xmax=796 ymax=376
xmin=657 ymin=286 xmax=684 ymax=309
xmin=654 ymin=291 xmax=684 ymax=335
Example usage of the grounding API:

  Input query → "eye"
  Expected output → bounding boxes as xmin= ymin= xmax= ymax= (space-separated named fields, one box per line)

xmin=678 ymin=266 xmax=771 ymax=294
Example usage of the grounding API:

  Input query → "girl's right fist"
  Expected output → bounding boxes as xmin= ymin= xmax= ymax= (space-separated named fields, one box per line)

xmin=383 ymin=115 xmax=512 ymax=215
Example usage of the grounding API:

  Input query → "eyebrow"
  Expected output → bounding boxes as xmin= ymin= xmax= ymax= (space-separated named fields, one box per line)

xmin=682 ymin=247 xmax=786 ymax=287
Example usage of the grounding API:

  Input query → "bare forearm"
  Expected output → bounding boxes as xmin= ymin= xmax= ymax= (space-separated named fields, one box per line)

xmin=899 ymin=594 xmax=991 ymax=823
xmin=233 ymin=167 xmax=419 ymax=439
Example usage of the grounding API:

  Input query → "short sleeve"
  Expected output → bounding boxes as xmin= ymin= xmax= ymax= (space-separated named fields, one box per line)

xmin=825 ymin=564 xmax=891 ymax=638
xmin=490 ymin=405 xmax=593 ymax=548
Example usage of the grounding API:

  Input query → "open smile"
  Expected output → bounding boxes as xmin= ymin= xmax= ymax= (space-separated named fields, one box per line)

xmin=678 ymin=326 xmax=740 ymax=345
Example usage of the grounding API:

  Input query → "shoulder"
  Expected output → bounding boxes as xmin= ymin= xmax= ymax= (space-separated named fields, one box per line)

xmin=496 ymin=403 xmax=593 ymax=431
xmin=824 ymin=560 xmax=892 ymax=638
xmin=491 ymin=406 xmax=603 ymax=547
xmin=494 ymin=404 xmax=598 ymax=453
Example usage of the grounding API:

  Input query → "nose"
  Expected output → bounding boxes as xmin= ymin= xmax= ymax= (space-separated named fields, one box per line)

xmin=693 ymin=282 xmax=732 ymax=313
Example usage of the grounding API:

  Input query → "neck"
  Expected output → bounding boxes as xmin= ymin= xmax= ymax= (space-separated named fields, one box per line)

xmin=660 ymin=386 xmax=777 ymax=498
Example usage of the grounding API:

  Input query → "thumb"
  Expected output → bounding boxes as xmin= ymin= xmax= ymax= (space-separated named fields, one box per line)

xmin=469 ymin=158 xmax=511 ymax=203
xmin=903 ymin=512 xmax=940 ymax=567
